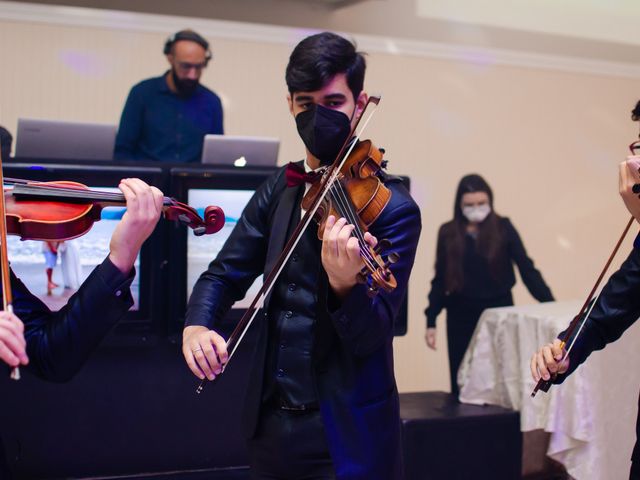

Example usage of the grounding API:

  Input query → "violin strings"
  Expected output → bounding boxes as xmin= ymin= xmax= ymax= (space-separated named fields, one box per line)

xmin=13 ymin=184 xmax=125 ymax=202
xmin=327 ymin=182 xmax=377 ymax=271
xmin=11 ymin=183 xmax=173 ymax=206
xmin=329 ymin=182 xmax=378 ymax=268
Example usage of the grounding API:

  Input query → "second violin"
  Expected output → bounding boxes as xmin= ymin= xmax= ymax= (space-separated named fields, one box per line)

xmin=3 ymin=178 xmax=224 ymax=241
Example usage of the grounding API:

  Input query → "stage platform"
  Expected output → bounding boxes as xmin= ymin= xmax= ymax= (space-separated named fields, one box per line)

xmin=21 ymin=391 xmax=520 ymax=480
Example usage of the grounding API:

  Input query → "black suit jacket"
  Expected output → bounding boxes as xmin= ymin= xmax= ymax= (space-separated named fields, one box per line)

xmin=186 ymin=163 xmax=422 ymax=480
xmin=555 ymin=246 xmax=640 ymax=462
xmin=12 ymin=257 xmax=134 ymax=381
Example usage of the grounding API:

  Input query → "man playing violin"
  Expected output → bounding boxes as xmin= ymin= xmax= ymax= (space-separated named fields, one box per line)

xmin=531 ymin=101 xmax=640 ymax=480
xmin=0 ymin=178 xmax=162 ymax=476
xmin=0 ymin=178 xmax=163 ymax=478
xmin=183 ymin=32 xmax=421 ymax=480
xmin=0 ymin=178 xmax=163 ymax=375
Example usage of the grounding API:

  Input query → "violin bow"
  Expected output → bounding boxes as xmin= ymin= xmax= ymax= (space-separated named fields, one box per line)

xmin=195 ymin=95 xmax=382 ymax=394
xmin=532 ymin=140 xmax=640 ymax=397
xmin=0 ymin=141 xmax=20 ymax=381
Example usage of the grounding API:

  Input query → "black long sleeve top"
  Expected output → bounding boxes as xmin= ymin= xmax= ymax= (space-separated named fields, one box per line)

xmin=425 ymin=217 xmax=554 ymax=328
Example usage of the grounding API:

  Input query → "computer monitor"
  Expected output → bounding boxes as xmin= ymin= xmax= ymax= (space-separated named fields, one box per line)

xmin=200 ymin=134 xmax=279 ymax=167
xmin=169 ymin=166 xmax=276 ymax=333
xmin=15 ymin=118 xmax=117 ymax=161
xmin=3 ymin=162 xmax=167 ymax=337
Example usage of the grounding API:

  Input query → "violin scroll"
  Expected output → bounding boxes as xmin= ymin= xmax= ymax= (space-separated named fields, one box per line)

xmin=355 ymin=238 xmax=399 ymax=297
xmin=163 ymin=201 xmax=225 ymax=236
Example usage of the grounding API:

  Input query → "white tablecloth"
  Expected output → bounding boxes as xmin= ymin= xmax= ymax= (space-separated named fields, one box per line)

xmin=458 ymin=301 xmax=640 ymax=480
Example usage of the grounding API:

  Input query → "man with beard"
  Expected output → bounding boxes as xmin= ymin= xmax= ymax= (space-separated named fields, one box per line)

xmin=114 ymin=30 xmax=224 ymax=162
xmin=182 ymin=32 xmax=421 ymax=479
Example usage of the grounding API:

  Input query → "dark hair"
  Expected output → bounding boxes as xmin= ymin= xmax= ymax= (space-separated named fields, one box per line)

xmin=0 ymin=126 xmax=12 ymax=161
xmin=632 ymin=100 xmax=640 ymax=122
xmin=285 ymin=32 xmax=366 ymax=100
xmin=163 ymin=29 xmax=212 ymax=63
xmin=441 ymin=174 xmax=505 ymax=293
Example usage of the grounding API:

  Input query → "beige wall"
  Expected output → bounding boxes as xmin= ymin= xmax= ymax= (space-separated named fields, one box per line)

xmin=9 ymin=0 xmax=640 ymax=64
xmin=1 ymin=3 xmax=638 ymax=393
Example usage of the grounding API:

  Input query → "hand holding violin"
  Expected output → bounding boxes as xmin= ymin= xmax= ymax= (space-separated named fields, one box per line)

xmin=619 ymin=156 xmax=640 ymax=224
xmin=322 ymin=215 xmax=377 ymax=299
xmin=0 ymin=311 xmax=28 ymax=368
xmin=108 ymin=178 xmax=164 ymax=274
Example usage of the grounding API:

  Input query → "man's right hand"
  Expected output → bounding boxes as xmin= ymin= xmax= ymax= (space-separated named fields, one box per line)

xmin=619 ymin=156 xmax=640 ymax=223
xmin=0 ymin=311 xmax=29 ymax=368
xmin=182 ymin=325 xmax=229 ymax=381
xmin=530 ymin=338 xmax=569 ymax=382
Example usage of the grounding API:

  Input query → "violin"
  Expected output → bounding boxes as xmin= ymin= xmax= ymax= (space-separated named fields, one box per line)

xmin=196 ymin=95 xmax=397 ymax=393
xmin=2 ymin=178 xmax=224 ymax=241
xmin=301 ymin=138 xmax=398 ymax=295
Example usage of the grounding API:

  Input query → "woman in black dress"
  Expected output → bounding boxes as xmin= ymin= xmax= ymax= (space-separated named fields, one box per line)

xmin=425 ymin=174 xmax=554 ymax=396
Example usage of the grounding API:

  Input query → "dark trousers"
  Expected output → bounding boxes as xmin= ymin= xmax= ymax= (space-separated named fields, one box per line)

xmin=248 ymin=405 xmax=335 ymax=480
xmin=0 ymin=436 xmax=11 ymax=480
xmin=631 ymin=461 xmax=640 ymax=479
xmin=446 ymin=293 xmax=513 ymax=396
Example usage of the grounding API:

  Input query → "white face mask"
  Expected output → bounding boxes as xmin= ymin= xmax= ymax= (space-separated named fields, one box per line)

xmin=462 ymin=204 xmax=491 ymax=223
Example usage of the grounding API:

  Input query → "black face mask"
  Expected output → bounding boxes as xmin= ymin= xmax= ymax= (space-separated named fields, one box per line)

xmin=171 ymin=68 xmax=198 ymax=97
xmin=295 ymin=104 xmax=353 ymax=166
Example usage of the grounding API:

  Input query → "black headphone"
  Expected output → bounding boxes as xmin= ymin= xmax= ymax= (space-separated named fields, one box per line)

xmin=163 ymin=30 xmax=213 ymax=64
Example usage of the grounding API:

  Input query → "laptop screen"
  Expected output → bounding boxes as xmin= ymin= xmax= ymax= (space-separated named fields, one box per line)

xmin=200 ymin=134 xmax=279 ymax=167
xmin=15 ymin=118 xmax=117 ymax=161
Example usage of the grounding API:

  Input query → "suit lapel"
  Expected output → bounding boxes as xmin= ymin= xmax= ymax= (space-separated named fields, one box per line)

xmin=263 ymin=183 xmax=303 ymax=307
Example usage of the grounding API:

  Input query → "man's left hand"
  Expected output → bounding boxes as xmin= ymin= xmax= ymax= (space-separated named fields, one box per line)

xmin=109 ymin=178 xmax=163 ymax=274
xmin=321 ymin=215 xmax=377 ymax=299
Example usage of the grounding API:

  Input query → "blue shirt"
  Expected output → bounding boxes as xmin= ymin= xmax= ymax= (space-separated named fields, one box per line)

xmin=114 ymin=74 xmax=224 ymax=162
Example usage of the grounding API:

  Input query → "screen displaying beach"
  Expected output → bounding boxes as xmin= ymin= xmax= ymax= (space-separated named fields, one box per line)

xmin=6 ymin=187 xmax=140 ymax=311
xmin=187 ymin=188 xmax=261 ymax=308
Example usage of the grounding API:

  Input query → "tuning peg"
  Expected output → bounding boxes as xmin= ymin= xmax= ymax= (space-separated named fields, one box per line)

xmin=366 ymin=286 xmax=379 ymax=298
xmin=374 ymin=238 xmax=392 ymax=255
xmin=387 ymin=252 xmax=400 ymax=265
xmin=356 ymin=271 xmax=368 ymax=284
xmin=178 ymin=214 xmax=192 ymax=226
xmin=193 ymin=226 xmax=207 ymax=236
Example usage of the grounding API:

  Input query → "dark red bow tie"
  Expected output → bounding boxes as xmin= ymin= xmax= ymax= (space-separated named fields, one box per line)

xmin=285 ymin=162 xmax=322 ymax=187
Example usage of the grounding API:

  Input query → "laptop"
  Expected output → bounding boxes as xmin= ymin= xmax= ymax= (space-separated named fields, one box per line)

xmin=15 ymin=118 xmax=117 ymax=160
xmin=201 ymin=134 xmax=280 ymax=167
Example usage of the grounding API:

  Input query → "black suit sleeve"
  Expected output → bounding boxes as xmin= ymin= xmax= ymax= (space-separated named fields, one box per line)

xmin=328 ymin=181 xmax=422 ymax=357
xmin=555 ymin=246 xmax=640 ymax=382
xmin=18 ymin=257 xmax=134 ymax=382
